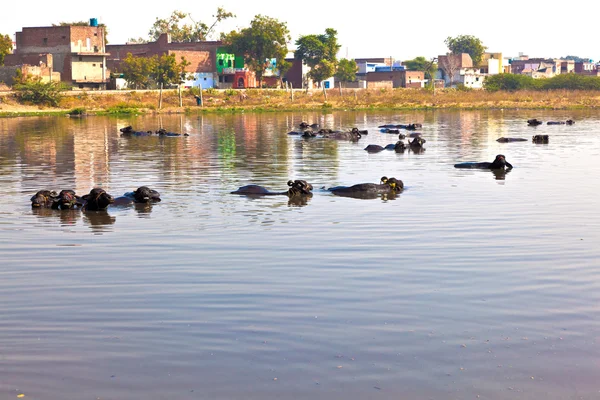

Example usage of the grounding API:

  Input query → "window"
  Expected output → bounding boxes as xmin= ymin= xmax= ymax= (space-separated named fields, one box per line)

xmin=93 ymin=64 xmax=96 ymax=67
xmin=94 ymin=33 xmax=98 ymax=36
xmin=476 ymin=77 xmax=479 ymax=81
xmin=227 ymin=60 xmax=232 ymax=67
xmin=218 ymin=59 xmax=224 ymax=66
xmin=62 ymin=36 xmax=66 ymax=39
xmin=79 ymin=56 xmax=83 ymax=61
xmin=43 ymin=38 xmax=48 ymax=45
xmin=100 ymin=63 xmax=103 ymax=68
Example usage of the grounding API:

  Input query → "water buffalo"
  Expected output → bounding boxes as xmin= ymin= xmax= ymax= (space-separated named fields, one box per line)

xmin=364 ymin=135 xmax=408 ymax=153
xmin=52 ymin=189 xmax=83 ymax=210
xmin=231 ymin=179 xmax=313 ymax=197
xmin=496 ymin=137 xmax=528 ymax=143
xmin=527 ymin=119 xmax=543 ymax=126
xmin=321 ymin=128 xmax=362 ymax=141
xmin=112 ymin=186 xmax=161 ymax=206
xmin=547 ymin=120 xmax=574 ymax=125
xmin=120 ymin=126 xmax=154 ymax=136
xmin=454 ymin=154 xmax=513 ymax=170
xmin=299 ymin=122 xmax=319 ymax=129
xmin=157 ymin=128 xmax=188 ymax=137
xmin=328 ymin=176 xmax=403 ymax=199
xmin=408 ymin=137 xmax=426 ymax=149
xmin=378 ymin=123 xmax=422 ymax=130
xmin=81 ymin=188 xmax=115 ymax=211
xmin=532 ymin=134 xmax=549 ymax=143
xmin=30 ymin=190 xmax=57 ymax=208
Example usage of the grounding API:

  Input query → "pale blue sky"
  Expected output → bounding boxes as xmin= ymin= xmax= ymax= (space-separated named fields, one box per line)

xmin=2 ymin=0 xmax=598 ymax=62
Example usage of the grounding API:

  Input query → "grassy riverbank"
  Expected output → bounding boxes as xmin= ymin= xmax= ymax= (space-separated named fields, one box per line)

xmin=2 ymin=87 xmax=600 ymax=117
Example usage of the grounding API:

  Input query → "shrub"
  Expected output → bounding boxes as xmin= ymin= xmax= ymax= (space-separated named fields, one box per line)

xmin=13 ymin=73 xmax=66 ymax=107
xmin=455 ymin=84 xmax=473 ymax=92
xmin=484 ymin=74 xmax=537 ymax=91
xmin=104 ymin=102 xmax=142 ymax=114
xmin=484 ymin=73 xmax=600 ymax=91
xmin=68 ymin=107 xmax=86 ymax=115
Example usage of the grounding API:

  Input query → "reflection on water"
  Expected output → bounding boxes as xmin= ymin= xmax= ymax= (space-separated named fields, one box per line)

xmin=491 ymin=168 xmax=511 ymax=180
xmin=31 ymin=207 xmax=80 ymax=226
xmin=2 ymin=110 xmax=600 ymax=400
xmin=82 ymin=210 xmax=116 ymax=232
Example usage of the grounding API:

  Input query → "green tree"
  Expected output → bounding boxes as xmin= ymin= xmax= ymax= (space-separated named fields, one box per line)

xmin=222 ymin=15 xmax=290 ymax=87
xmin=54 ymin=21 xmax=109 ymax=44
xmin=483 ymin=73 xmax=538 ymax=91
xmin=150 ymin=54 xmax=191 ymax=109
xmin=126 ymin=37 xmax=148 ymax=44
xmin=563 ymin=55 xmax=591 ymax=63
xmin=295 ymin=28 xmax=341 ymax=85
xmin=404 ymin=56 xmax=437 ymax=79
xmin=445 ymin=35 xmax=486 ymax=65
xmin=542 ymin=73 xmax=600 ymax=90
xmin=148 ymin=8 xmax=235 ymax=42
xmin=0 ymin=33 xmax=12 ymax=66
xmin=335 ymin=58 xmax=358 ymax=83
xmin=118 ymin=53 xmax=157 ymax=89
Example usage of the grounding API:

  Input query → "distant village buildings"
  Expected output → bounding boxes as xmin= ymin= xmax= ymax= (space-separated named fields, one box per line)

xmin=1 ymin=19 xmax=599 ymax=91
xmin=4 ymin=21 xmax=108 ymax=89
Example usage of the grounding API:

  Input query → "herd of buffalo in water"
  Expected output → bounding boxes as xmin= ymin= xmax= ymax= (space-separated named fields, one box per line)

xmin=29 ymin=117 xmax=573 ymax=210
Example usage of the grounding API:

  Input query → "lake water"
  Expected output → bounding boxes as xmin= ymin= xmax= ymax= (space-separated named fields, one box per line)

xmin=1 ymin=110 xmax=599 ymax=400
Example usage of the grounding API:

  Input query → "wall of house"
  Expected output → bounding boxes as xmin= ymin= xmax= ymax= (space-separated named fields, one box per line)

xmin=0 ymin=66 xmax=19 ymax=85
xmin=367 ymin=80 xmax=393 ymax=89
xmin=15 ymin=27 xmax=71 ymax=53
xmin=9 ymin=26 xmax=107 ymax=85
xmin=366 ymin=70 xmax=420 ymax=88
xmin=216 ymin=51 xmax=235 ymax=74
xmin=106 ymin=35 xmax=220 ymax=76
xmin=284 ymin=58 xmax=303 ymax=88
xmin=183 ymin=72 xmax=216 ymax=89
xmin=69 ymin=26 xmax=106 ymax=53
xmin=169 ymin=50 xmax=214 ymax=73
xmin=488 ymin=58 xmax=501 ymax=74
xmin=71 ymin=55 xmax=106 ymax=82
xmin=0 ymin=64 xmax=60 ymax=86
xmin=263 ymin=76 xmax=280 ymax=88
xmin=10 ymin=27 xmax=70 ymax=77
xmin=460 ymin=69 xmax=485 ymax=88
xmin=405 ymin=71 xmax=425 ymax=87
xmin=342 ymin=80 xmax=367 ymax=89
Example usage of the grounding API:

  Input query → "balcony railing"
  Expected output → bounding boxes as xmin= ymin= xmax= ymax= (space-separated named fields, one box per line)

xmin=221 ymin=68 xmax=247 ymax=74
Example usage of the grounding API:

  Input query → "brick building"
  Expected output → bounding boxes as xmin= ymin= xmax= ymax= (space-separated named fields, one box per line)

xmin=5 ymin=22 xmax=109 ymax=89
xmin=366 ymin=70 xmax=425 ymax=88
xmin=106 ymin=34 xmax=221 ymax=89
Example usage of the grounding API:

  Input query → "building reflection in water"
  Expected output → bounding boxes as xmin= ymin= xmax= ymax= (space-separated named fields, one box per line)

xmin=73 ymin=124 xmax=112 ymax=194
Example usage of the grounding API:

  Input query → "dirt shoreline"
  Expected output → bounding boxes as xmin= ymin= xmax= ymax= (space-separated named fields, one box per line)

xmin=2 ymin=88 xmax=600 ymax=116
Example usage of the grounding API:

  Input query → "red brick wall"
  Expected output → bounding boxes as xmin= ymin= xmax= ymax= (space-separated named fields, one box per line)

xmin=106 ymin=35 xmax=221 ymax=74
xmin=16 ymin=27 xmax=71 ymax=50
xmin=169 ymin=50 xmax=214 ymax=73
xmin=10 ymin=26 xmax=107 ymax=83
xmin=69 ymin=26 xmax=106 ymax=52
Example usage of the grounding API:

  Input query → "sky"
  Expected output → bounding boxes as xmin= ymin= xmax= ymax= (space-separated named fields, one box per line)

xmin=2 ymin=0 xmax=598 ymax=62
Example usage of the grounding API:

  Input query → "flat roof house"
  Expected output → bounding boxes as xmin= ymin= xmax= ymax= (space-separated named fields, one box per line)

xmin=5 ymin=20 xmax=109 ymax=90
